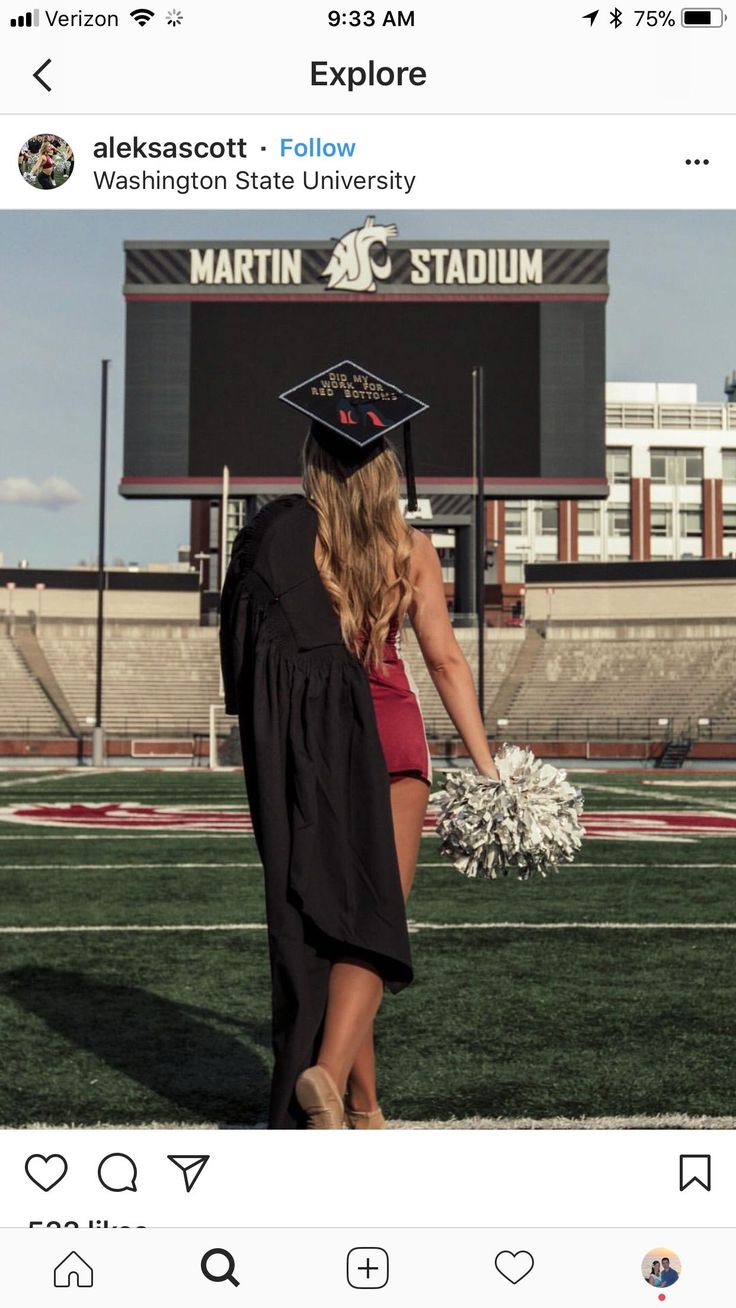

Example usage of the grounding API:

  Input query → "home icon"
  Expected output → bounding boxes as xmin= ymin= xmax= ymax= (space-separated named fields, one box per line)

xmin=53 ymin=1251 xmax=94 ymax=1288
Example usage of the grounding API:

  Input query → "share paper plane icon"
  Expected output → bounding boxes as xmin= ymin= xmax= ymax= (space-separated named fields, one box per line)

xmin=167 ymin=1154 xmax=210 ymax=1193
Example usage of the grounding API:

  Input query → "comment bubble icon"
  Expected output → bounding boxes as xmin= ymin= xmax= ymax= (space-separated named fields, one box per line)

xmin=98 ymin=1153 xmax=138 ymax=1193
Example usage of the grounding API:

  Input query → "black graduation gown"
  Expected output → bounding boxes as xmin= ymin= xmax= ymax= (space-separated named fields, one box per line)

xmin=219 ymin=493 xmax=413 ymax=1128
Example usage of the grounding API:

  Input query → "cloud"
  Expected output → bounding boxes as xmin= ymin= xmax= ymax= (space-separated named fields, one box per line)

xmin=0 ymin=476 xmax=83 ymax=510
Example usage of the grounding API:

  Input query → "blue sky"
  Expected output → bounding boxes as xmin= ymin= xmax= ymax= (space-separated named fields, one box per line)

xmin=1 ymin=209 xmax=735 ymax=567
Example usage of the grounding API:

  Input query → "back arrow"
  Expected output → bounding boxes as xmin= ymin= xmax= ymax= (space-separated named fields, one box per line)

xmin=33 ymin=58 xmax=52 ymax=91
xmin=583 ymin=8 xmax=599 ymax=21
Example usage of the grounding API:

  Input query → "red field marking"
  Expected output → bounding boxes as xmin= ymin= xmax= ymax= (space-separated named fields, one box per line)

xmin=581 ymin=811 xmax=736 ymax=840
xmin=0 ymin=802 xmax=254 ymax=832
xmin=2 ymin=802 xmax=736 ymax=841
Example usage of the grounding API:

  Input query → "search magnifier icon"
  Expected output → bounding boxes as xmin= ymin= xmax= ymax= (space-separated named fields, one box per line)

xmin=201 ymin=1248 xmax=240 ymax=1287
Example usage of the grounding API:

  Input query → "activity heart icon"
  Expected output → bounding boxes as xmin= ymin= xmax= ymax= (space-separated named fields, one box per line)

xmin=494 ymin=1250 xmax=535 ymax=1284
xmin=24 ymin=1153 xmax=68 ymax=1192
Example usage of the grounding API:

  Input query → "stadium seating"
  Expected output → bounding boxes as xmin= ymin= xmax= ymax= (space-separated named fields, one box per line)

xmin=498 ymin=623 xmax=736 ymax=739
xmin=1 ymin=617 xmax=734 ymax=745
xmin=0 ymin=630 xmax=62 ymax=736
xmin=398 ymin=627 xmax=521 ymax=736
xmin=37 ymin=622 xmax=221 ymax=738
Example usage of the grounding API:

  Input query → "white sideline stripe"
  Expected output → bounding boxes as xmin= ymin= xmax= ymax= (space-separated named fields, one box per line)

xmin=2 ymin=920 xmax=735 ymax=936
xmin=19 ymin=1114 xmax=736 ymax=1130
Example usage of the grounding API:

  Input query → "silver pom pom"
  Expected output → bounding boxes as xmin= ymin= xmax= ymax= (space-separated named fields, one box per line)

xmin=433 ymin=744 xmax=584 ymax=881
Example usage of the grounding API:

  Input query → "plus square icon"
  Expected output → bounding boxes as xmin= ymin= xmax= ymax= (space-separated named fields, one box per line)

xmin=347 ymin=1247 xmax=389 ymax=1289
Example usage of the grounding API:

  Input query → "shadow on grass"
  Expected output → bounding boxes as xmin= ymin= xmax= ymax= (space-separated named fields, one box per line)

xmin=0 ymin=966 xmax=271 ymax=1127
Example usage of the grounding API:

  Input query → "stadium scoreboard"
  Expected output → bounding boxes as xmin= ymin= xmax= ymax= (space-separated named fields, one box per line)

xmin=120 ymin=223 xmax=609 ymax=500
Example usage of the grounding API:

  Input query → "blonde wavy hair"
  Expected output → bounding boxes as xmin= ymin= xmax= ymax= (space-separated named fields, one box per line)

xmin=301 ymin=428 xmax=417 ymax=672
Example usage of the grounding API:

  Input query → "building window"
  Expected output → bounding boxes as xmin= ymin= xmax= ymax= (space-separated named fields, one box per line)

xmin=679 ymin=508 xmax=703 ymax=538
xmin=505 ymin=505 xmax=528 ymax=534
xmin=650 ymin=448 xmax=703 ymax=484
xmin=606 ymin=449 xmax=631 ymax=484
xmin=723 ymin=509 xmax=736 ymax=538
xmin=607 ymin=507 xmax=631 ymax=536
xmin=684 ymin=452 xmax=704 ymax=483
xmin=578 ymin=501 xmax=600 ymax=535
xmin=535 ymin=505 xmax=559 ymax=535
xmin=723 ymin=450 xmax=736 ymax=484
xmin=505 ymin=556 xmax=525 ymax=582
xmin=651 ymin=507 xmax=673 ymax=537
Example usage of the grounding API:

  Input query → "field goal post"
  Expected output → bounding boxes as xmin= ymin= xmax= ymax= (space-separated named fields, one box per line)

xmin=209 ymin=706 xmax=220 ymax=763
xmin=207 ymin=460 xmax=232 ymax=770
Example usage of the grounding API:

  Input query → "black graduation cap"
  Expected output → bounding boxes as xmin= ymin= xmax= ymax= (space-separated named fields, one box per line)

xmin=279 ymin=360 xmax=428 ymax=512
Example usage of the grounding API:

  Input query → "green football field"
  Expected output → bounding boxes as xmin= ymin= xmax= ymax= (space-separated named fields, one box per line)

xmin=1 ymin=766 xmax=735 ymax=1128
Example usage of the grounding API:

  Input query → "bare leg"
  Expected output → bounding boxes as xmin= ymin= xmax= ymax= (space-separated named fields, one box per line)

xmin=316 ymin=958 xmax=384 ymax=1098
xmin=345 ymin=777 xmax=430 ymax=1111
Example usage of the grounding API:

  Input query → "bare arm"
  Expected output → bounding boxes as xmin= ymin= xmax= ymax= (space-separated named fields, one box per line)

xmin=407 ymin=529 xmax=499 ymax=780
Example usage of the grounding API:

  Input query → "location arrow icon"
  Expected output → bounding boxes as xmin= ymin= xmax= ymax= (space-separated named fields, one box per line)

xmin=583 ymin=9 xmax=599 ymax=22
xmin=167 ymin=1154 xmax=210 ymax=1193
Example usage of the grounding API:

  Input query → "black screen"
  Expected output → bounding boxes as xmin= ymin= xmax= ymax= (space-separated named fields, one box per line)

xmin=188 ymin=302 xmax=542 ymax=478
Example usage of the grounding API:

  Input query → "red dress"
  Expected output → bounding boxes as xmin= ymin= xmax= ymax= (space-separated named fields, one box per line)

xmin=358 ymin=615 xmax=432 ymax=788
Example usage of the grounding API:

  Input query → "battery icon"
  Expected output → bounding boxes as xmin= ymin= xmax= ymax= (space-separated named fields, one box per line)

xmin=681 ymin=8 xmax=725 ymax=23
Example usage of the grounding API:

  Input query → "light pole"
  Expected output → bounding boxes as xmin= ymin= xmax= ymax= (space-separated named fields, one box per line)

xmin=546 ymin=586 xmax=555 ymax=626
xmin=92 ymin=359 xmax=110 ymax=769
xmin=6 ymin=581 xmax=16 ymax=636
xmin=35 ymin=581 xmax=46 ymax=633
xmin=194 ymin=551 xmax=211 ymax=587
xmin=471 ymin=366 xmax=485 ymax=725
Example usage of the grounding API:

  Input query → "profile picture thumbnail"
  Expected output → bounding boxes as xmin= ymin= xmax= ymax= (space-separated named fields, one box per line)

xmin=642 ymin=1248 xmax=682 ymax=1292
xmin=18 ymin=133 xmax=74 ymax=191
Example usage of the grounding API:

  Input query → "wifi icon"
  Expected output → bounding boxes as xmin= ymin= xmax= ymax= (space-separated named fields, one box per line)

xmin=130 ymin=7 xmax=154 ymax=24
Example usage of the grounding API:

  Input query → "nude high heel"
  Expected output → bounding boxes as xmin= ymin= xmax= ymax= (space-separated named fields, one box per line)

xmin=345 ymin=1104 xmax=386 ymax=1130
xmin=295 ymin=1065 xmax=346 ymax=1129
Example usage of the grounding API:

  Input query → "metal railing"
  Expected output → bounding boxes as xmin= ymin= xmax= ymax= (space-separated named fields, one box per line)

xmin=3 ymin=713 xmax=736 ymax=746
xmin=426 ymin=715 xmax=736 ymax=743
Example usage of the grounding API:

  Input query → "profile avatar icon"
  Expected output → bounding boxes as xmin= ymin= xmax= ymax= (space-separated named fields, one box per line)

xmin=642 ymin=1248 xmax=681 ymax=1297
xmin=18 ymin=133 xmax=74 ymax=191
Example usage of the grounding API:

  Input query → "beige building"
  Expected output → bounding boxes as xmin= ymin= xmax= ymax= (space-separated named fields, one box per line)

xmin=502 ymin=382 xmax=736 ymax=584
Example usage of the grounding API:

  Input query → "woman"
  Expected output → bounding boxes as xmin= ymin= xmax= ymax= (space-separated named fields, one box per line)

xmin=646 ymin=1261 xmax=662 ymax=1286
xmin=220 ymin=365 xmax=499 ymax=1129
xmin=28 ymin=136 xmax=56 ymax=190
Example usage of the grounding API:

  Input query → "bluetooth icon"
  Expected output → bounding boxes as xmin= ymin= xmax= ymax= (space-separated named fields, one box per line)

xmin=609 ymin=6 xmax=623 ymax=23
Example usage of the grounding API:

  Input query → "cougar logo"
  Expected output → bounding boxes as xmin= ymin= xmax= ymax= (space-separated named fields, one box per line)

xmin=321 ymin=216 xmax=398 ymax=293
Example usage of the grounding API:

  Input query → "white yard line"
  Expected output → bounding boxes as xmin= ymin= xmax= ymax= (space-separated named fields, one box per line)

xmin=0 ymin=923 xmax=267 ymax=934
xmin=644 ymin=780 xmax=736 ymax=788
xmin=0 ymin=770 xmax=81 ymax=789
xmin=2 ymin=920 xmax=735 ymax=935
xmin=0 ymin=862 xmax=255 ymax=871
xmin=0 ymin=833 xmax=255 ymax=840
xmin=581 ymin=780 xmax=736 ymax=812
xmin=408 ymin=920 xmax=736 ymax=931
xmin=1 ymin=860 xmax=736 ymax=870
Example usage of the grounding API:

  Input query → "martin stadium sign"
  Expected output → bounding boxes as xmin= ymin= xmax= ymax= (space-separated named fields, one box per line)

xmin=124 ymin=220 xmax=609 ymax=298
xmin=121 ymin=224 xmax=609 ymax=503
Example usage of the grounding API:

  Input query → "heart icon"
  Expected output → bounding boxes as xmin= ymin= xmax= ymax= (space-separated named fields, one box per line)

xmin=495 ymin=1250 xmax=535 ymax=1284
xmin=24 ymin=1154 xmax=68 ymax=1192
